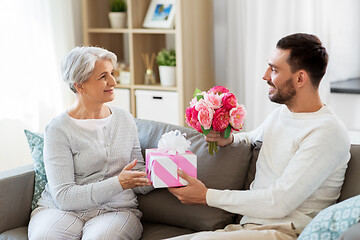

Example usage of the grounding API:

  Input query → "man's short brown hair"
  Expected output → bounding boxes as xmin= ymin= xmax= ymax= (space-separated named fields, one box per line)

xmin=276 ymin=33 xmax=328 ymax=89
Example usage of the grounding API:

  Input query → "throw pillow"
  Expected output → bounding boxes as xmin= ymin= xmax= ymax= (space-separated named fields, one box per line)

xmin=337 ymin=222 xmax=360 ymax=240
xmin=24 ymin=130 xmax=47 ymax=210
xmin=135 ymin=119 xmax=253 ymax=231
xmin=298 ymin=194 xmax=360 ymax=240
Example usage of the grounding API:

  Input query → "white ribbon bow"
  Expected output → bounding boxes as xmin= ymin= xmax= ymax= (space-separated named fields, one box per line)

xmin=157 ymin=130 xmax=191 ymax=155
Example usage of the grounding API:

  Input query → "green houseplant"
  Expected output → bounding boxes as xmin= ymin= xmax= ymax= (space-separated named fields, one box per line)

xmin=108 ymin=0 xmax=127 ymax=28
xmin=156 ymin=49 xmax=176 ymax=86
xmin=110 ymin=0 xmax=127 ymax=12
xmin=156 ymin=49 xmax=176 ymax=67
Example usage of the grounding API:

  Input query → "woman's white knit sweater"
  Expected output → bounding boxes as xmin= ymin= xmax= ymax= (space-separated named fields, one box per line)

xmin=38 ymin=106 xmax=150 ymax=213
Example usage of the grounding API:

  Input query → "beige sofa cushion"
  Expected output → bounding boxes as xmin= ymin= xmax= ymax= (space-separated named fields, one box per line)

xmin=135 ymin=119 xmax=253 ymax=231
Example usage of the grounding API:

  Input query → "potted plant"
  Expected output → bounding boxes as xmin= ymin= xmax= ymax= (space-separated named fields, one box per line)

xmin=156 ymin=48 xmax=176 ymax=87
xmin=108 ymin=0 xmax=127 ymax=28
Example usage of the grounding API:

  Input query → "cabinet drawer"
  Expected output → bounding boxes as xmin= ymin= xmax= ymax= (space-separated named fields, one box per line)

xmin=135 ymin=90 xmax=179 ymax=125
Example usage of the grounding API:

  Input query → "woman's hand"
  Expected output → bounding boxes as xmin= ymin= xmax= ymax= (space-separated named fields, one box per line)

xmin=205 ymin=130 xmax=234 ymax=147
xmin=117 ymin=159 xmax=151 ymax=190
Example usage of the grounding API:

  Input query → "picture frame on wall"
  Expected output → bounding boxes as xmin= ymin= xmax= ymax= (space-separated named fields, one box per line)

xmin=143 ymin=0 xmax=176 ymax=29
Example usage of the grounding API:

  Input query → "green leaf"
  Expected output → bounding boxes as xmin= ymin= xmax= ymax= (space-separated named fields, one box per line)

xmin=201 ymin=125 xmax=211 ymax=135
xmin=196 ymin=94 xmax=204 ymax=101
xmin=224 ymin=124 xmax=232 ymax=139
xmin=193 ymin=88 xmax=202 ymax=98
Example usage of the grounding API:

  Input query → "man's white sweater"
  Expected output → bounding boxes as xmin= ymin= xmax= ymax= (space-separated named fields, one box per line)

xmin=206 ymin=105 xmax=351 ymax=230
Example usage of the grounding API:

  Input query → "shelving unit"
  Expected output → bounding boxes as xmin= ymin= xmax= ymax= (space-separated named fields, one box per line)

xmin=82 ymin=0 xmax=215 ymax=125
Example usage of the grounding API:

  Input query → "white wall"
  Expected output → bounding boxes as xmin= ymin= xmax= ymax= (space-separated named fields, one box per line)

xmin=0 ymin=120 xmax=33 ymax=170
xmin=324 ymin=0 xmax=360 ymax=143
xmin=0 ymin=0 xmax=82 ymax=172
xmin=212 ymin=0 xmax=360 ymax=142
xmin=328 ymin=93 xmax=360 ymax=143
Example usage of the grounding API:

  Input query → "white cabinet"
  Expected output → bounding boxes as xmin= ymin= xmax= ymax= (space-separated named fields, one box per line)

xmin=109 ymin=88 xmax=131 ymax=112
xmin=135 ymin=90 xmax=179 ymax=125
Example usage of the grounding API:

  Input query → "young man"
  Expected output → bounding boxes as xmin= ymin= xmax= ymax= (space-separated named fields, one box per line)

xmin=168 ymin=33 xmax=351 ymax=240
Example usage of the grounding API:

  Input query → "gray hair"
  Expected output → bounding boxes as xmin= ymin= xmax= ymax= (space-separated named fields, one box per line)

xmin=61 ymin=46 xmax=117 ymax=93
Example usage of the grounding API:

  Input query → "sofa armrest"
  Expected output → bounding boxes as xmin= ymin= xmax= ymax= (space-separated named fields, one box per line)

xmin=0 ymin=164 xmax=34 ymax=233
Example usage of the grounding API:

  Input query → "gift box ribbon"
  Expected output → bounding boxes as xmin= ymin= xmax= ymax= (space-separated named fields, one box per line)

xmin=146 ymin=151 xmax=197 ymax=187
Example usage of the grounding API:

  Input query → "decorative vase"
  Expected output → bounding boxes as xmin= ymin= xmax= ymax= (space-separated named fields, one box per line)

xmin=108 ymin=12 xmax=127 ymax=28
xmin=145 ymin=69 xmax=156 ymax=85
xmin=159 ymin=66 xmax=176 ymax=87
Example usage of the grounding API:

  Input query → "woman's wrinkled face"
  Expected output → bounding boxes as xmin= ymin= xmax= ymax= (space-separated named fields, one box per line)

xmin=81 ymin=59 xmax=116 ymax=104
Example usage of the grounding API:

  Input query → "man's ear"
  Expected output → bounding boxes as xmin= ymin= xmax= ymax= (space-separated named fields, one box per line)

xmin=296 ymin=70 xmax=308 ymax=88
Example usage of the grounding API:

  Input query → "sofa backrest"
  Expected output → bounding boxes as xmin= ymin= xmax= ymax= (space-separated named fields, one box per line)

xmin=135 ymin=118 xmax=360 ymax=204
xmin=0 ymin=164 xmax=34 ymax=233
xmin=338 ymin=144 xmax=360 ymax=202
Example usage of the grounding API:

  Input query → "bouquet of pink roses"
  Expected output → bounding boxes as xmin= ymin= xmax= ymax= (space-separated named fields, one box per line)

xmin=185 ymin=86 xmax=246 ymax=155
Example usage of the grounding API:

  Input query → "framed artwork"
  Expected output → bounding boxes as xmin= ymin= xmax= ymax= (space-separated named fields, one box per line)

xmin=143 ymin=0 xmax=176 ymax=29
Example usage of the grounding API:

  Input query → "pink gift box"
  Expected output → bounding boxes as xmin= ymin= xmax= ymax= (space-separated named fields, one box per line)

xmin=145 ymin=148 xmax=197 ymax=188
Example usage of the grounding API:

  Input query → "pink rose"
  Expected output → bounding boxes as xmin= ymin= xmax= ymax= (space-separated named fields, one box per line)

xmin=194 ymin=98 xmax=210 ymax=111
xmin=208 ymin=86 xmax=230 ymax=95
xmin=204 ymin=93 xmax=223 ymax=109
xmin=229 ymin=105 xmax=247 ymax=131
xmin=222 ymin=93 xmax=238 ymax=110
xmin=189 ymin=97 xmax=198 ymax=107
xmin=198 ymin=106 xmax=214 ymax=130
xmin=212 ymin=108 xmax=230 ymax=132
xmin=185 ymin=106 xmax=202 ymax=133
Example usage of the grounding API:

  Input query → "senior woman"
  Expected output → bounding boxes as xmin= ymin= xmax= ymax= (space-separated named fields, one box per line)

xmin=28 ymin=46 xmax=152 ymax=239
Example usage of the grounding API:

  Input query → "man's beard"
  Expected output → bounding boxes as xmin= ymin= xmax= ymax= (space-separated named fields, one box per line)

xmin=268 ymin=77 xmax=296 ymax=104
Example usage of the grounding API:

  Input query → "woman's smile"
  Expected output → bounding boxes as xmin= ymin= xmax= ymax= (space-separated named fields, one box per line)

xmin=104 ymin=89 xmax=114 ymax=94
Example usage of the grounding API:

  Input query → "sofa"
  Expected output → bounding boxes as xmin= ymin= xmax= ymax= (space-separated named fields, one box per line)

xmin=0 ymin=119 xmax=360 ymax=239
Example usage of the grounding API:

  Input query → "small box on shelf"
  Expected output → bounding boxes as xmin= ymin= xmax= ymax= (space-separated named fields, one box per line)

xmin=114 ymin=62 xmax=131 ymax=85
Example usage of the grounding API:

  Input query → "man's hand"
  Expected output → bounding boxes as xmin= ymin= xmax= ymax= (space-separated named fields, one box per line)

xmin=118 ymin=159 xmax=151 ymax=190
xmin=168 ymin=170 xmax=208 ymax=205
xmin=205 ymin=130 xmax=234 ymax=147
